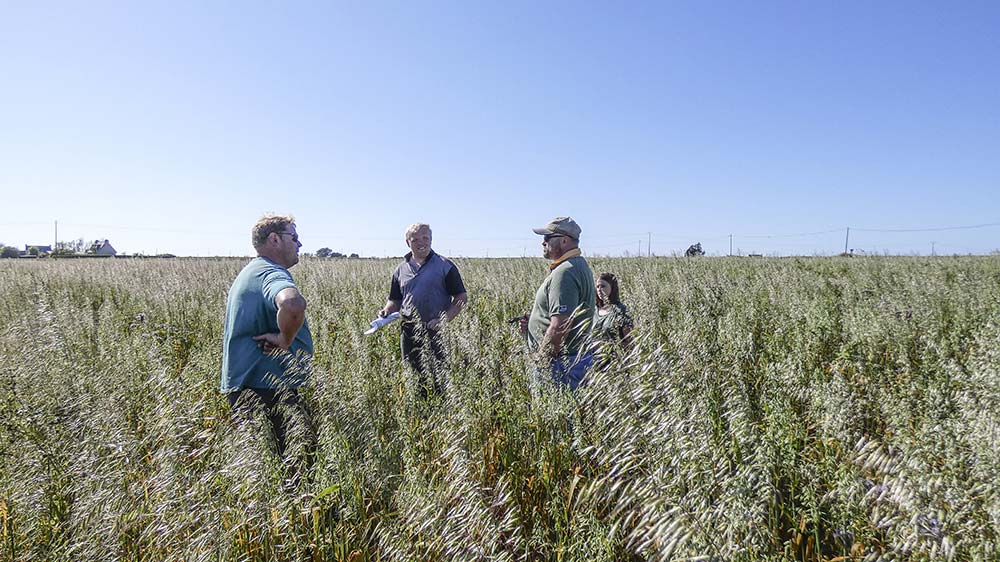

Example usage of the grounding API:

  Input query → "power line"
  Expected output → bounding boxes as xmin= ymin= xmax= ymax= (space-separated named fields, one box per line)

xmin=589 ymin=241 xmax=647 ymax=250
xmin=935 ymin=242 xmax=985 ymax=253
xmin=853 ymin=221 xmax=1000 ymax=233
xmin=737 ymin=228 xmax=844 ymax=239
xmin=650 ymin=233 xmax=732 ymax=241
xmin=8 ymin=218 xmax=997 ymax=256
xmin=59 ymin=223 xmax=244 ymax=236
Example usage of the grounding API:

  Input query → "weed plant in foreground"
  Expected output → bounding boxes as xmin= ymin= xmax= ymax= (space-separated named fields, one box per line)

xmin=1 ymin=256 xmax=999 ymax=561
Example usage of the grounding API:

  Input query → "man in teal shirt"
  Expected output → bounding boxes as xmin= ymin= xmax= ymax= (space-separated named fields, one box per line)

xmin=520 ymin=216 xmax=596 ymax=389
xmin=221 ymin=214 xmax=313 ymax=457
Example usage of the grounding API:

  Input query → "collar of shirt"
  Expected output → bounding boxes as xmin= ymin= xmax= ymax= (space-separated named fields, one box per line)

xmin=549 ymin=248 xmax=581 ymax=271
xmin=257 ymin=255 xmax=288 ymax=271
xmin=405 ymin=249 xmax=437 ymax=270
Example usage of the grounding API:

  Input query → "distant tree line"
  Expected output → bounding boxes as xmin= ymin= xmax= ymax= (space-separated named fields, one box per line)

xmin=0 ymin=244 xmax=18 ymax=259
xmin=0 ymin=238 xmax=115 ymax=258
xmin=314 ymin=247 xmax=360 ymax=259
xmin=54 ymin=238 xmax=86 ymax=255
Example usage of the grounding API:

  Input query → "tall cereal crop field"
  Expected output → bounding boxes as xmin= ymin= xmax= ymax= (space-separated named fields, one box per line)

xmin=2 ymin=256 xmax=999 ymax=561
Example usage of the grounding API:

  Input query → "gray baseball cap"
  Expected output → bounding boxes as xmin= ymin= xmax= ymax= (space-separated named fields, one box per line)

xmin=532 ymin=216 xmax=581 ymax=241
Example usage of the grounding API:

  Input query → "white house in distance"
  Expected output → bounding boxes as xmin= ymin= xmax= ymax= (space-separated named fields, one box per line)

xmin=22 ymin=244 xmax=53 ymax=256
xmin=87 ymin=239 xmax=117 ymax=256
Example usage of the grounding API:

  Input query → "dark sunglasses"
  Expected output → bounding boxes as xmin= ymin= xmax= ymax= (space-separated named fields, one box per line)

xmin=277 ymin=231 xmax=299 ymax=243
xmin=543 ymin=233 xmax=566 ymax=242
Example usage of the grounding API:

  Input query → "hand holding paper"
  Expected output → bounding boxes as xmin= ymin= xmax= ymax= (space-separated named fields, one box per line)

xmin=364 ymin=311 xmax=400 ymax=335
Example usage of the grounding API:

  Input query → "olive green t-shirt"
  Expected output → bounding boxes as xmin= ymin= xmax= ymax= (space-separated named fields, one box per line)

xmin=527 ymin=255 xmax=596 ymax=356
xmin=593 ymin=302 xmax=634 ymax=343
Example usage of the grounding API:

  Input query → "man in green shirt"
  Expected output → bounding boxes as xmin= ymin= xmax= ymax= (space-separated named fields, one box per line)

xmin=519 ymin=216 xmax=596 ymax=389
xmin=221 ymin=214 xmax=313 ymax=461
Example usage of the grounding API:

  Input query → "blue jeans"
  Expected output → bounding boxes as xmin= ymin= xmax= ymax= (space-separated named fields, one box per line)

xmin=545 ymin=351 xmax=595 ymax=390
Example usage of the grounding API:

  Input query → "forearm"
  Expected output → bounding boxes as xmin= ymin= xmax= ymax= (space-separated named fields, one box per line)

xmin=444 ymin=294 xmax=467 ymax=321
xmin=255 ymin=288 xmax=308 ymax=353
xmin=540 ymin=322 xmax=567 ymax=359
xmin=382 ymin=300 xmax=401 ymax=316
xmin=276 ymin=305 xmax=305 ymax=347
xmin=620 ymin=326 xmax=633 ymax=348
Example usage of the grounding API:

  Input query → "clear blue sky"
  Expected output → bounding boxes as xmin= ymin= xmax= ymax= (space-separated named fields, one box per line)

xmin=2 ymin=1 xmax=998 ymax=257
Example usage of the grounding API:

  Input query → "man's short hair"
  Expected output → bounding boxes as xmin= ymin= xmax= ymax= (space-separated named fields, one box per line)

xmin=252 ymin=214 xmax=295 ymax=249
xmin=405 ymin=223 xmax=432 ymax=241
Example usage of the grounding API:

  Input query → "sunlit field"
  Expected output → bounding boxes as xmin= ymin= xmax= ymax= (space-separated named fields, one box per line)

xmin=2 ymin=256 xmax=999 ymax=561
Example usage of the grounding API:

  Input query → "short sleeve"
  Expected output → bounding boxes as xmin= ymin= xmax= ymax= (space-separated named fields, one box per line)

xmin=444 ymin=263 xmax=466 ymax=296
xmin=261 ymin=267 xmax=295 ymax=312
xmin=618 ymin=304 xmax=634 ymax=334
xmin=389 ymin=269 xmax=403 ymax=302
xmin=547 ymin=268 xmax=581 ymax=317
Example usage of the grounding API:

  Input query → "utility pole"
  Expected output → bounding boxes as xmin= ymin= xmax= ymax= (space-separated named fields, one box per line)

xmin=729 ymin=234 xmax=733 ymax=257
xmin=637 ymin=240 xmax=642 ymax=256
xmin=931 ymin=241 xmax=936 ymax=256
xmin=844 ymin=227 xmax=850 ymax=255
xmin=54 ymin=220 xmax=58 ymax=250
xmin=647 ymin=232 xmax=651 ymax=257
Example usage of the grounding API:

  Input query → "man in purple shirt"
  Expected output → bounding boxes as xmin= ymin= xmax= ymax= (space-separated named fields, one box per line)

xmin=378 ymin=223 xmax=467 ymax=396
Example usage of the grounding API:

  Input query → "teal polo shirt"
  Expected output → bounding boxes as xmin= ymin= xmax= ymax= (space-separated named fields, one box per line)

xmin=220 ymin=257 xmax=313 ymax=392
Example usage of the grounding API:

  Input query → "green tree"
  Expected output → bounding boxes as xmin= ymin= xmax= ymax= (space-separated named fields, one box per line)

xmin=316 ymin=247 xmax=346 ymax=258
xmin=54 ymin=238 xmax=85 ymax=254
xmin=0 ymin=244 xmax=19 ymax=258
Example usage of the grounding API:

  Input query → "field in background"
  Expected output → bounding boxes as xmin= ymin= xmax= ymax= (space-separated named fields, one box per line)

xmin=2 ymin=256 xmax=999 ymax=561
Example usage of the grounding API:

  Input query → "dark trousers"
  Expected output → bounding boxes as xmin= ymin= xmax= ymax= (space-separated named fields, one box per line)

xmin=227 ymin=388 xmax=315 ymax=481
xmin=401 ymin=322 xmax=446 ymax=397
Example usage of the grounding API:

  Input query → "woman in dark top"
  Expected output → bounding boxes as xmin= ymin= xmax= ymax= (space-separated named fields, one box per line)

xmin=593 ymin=272 xmax=634 ymax=351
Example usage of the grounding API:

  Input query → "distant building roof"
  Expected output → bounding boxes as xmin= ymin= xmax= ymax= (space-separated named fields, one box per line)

xmin=87 ymin=239 xmax=117 ymax=255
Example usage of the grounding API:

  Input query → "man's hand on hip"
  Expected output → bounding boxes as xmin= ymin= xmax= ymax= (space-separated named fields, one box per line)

xmin=253 ymin=332 xmax=292 ymax=355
